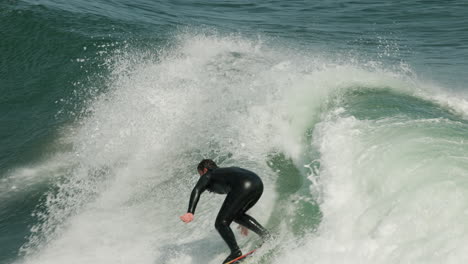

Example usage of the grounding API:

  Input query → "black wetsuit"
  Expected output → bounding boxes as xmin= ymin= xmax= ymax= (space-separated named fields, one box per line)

xmin=187 ymin=167 xmax=269 ymax=258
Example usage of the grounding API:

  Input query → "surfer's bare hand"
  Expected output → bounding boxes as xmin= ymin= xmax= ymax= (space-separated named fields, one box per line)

xmin=180 ymin=213 xmax=194 ymax=223
xmin=237 ymin=225 xmax=249 ymax=236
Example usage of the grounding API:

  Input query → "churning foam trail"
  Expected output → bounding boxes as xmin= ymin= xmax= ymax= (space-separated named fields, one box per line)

xmin=18 ymin=32 xmax=468 ymax=264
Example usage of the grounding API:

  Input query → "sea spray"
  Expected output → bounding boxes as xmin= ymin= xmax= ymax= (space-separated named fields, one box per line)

xmin=17 ymin=33 xmax=468 ymax=264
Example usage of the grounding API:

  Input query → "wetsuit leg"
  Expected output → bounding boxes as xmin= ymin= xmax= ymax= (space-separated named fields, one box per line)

xmin=234 ymin=214 xmax=270 ymax=239
xmin=215 ymin=189 xmax=253 ymax=254
xmin=233 ymin=185 xmax=270 ymax=239
xmin=215 ymin=180 xmax=269 ymax=264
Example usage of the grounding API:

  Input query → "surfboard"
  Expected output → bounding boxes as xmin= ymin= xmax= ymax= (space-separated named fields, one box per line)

xmin=225 ymin=249 xmax=257 ymax=264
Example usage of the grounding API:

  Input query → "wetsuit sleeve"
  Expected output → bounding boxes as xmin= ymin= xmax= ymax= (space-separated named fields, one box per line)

xmin=187 ymin=174 xmax=210 ymax=214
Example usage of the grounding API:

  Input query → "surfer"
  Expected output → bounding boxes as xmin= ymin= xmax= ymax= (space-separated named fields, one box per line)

xmin=180 ymin=159 xmax=270 ymax=264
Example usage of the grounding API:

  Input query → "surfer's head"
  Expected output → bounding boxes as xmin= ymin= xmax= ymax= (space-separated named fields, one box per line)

xmin=197 ymin=159 xmax=218 ymax=175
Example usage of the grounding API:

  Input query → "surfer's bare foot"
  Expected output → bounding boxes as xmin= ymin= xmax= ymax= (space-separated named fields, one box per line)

xmin=237 ymin=225 xmax=249 ymax=236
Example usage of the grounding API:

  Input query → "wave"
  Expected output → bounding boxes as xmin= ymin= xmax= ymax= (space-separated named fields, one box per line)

xmin=14 ymin=32 xmax=468 ymax=264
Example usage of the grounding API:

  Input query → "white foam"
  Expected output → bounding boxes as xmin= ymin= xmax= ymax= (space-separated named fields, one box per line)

xmin=273 ymin=109 xmax=468 ymax=264
xmin=0 ymin=151 xmax=75 ymax=200
xmin=18 ymin=32 xmax=468 ymax=264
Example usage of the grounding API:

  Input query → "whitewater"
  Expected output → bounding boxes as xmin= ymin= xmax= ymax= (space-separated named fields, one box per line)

xmin=0 ymin=31 xmax=462 ymax=264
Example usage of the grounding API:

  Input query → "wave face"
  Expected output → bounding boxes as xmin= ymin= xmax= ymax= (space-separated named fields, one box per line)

xmin=2 ymin=1 xmax=468 ymax=264
xmin=11 ymin=33 xmax=468 ymax=264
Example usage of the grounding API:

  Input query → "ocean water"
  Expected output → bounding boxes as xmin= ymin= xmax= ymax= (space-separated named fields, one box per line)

xmin=1 ymin=1 xmax=468 ymax=263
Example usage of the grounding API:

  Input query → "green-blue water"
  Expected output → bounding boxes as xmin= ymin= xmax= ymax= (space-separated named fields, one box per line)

xmin=1 ymin=1 xmax=468 ymax=263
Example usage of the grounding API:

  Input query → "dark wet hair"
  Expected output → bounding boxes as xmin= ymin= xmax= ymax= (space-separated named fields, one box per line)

xmin=197 ymin=159 xmax=218 ymax=171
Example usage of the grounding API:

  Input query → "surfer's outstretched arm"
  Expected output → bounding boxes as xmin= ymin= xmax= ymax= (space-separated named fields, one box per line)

xmin=180 ymin=174 xmax=210 ymax=223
